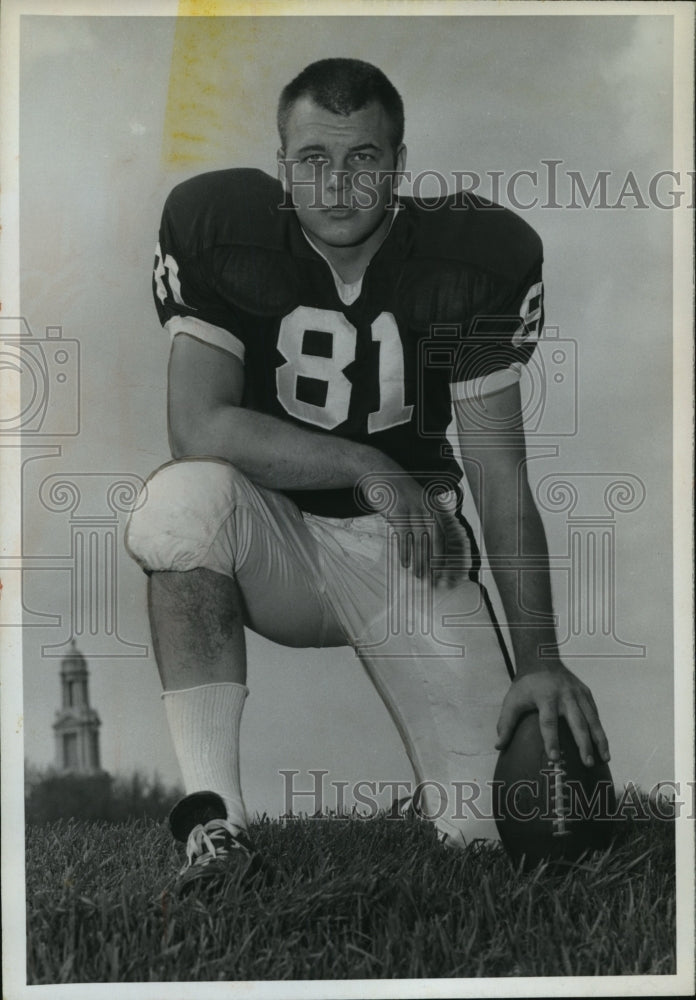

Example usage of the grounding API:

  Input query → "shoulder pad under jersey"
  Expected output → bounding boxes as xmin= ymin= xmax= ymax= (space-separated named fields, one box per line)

xmin=404 ymin=190 xmax=542 ymax=280
xmin=163 ymin=168 xmax=299 ymax=316
xmin=396 ymin=192 xmax=543 ymax=332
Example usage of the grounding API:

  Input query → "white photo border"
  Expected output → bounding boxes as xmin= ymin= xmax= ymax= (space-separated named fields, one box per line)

xmin=1 ymin=1 xmax=694 ymax=998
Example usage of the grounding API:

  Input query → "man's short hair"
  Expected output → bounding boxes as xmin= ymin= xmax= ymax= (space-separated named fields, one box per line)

xmin=277 ymin=58 xmax=405 ymax=153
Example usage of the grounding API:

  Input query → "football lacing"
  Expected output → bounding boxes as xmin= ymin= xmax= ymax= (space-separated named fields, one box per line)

xmin=548 ymin=757 xmax=571 ymax=838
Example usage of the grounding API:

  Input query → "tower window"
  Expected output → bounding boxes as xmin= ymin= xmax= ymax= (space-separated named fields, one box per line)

xmin=63 ymin=733 xmax=78 ymax=769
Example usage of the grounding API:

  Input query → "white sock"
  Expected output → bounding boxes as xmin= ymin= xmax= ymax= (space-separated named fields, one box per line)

xmin=162 ymin=682 xmax=249 ymax=831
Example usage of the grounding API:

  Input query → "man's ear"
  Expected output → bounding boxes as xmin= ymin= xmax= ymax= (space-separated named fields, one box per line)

xmin=393 ymin=144 xmax=407 ymax=189
xmin=277 ymin=148 xmax=287 ymax=189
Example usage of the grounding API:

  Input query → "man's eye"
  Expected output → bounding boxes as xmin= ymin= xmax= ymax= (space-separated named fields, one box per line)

xmin=303 ymin=154 xmax=327 ymax=164
xmin=351 ymin=152 xmax=374 ymax=163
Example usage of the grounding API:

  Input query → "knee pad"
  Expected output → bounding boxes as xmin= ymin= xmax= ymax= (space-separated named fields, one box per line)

xmin=125 ymin=459 xmax=248 ymax=574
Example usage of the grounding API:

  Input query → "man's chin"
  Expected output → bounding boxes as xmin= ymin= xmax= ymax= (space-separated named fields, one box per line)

xmin=302 ymin=213 xmax=387 ymax=250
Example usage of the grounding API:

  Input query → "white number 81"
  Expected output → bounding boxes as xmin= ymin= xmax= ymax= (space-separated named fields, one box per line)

xmin=276 ymin=306 xmax=414 ymax=433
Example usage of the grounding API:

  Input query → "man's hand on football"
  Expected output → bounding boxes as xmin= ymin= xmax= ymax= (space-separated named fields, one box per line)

xmin=495 ymin=661 xmax=611 ymax=767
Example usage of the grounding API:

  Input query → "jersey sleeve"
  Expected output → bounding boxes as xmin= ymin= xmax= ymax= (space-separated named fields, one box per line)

xmin=449 ymin=260 xmax=544 ymax=401
xmin=152 ymin=190 xmax=246 ymax=362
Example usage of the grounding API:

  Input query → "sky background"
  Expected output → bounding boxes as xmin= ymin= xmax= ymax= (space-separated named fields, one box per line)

xmin=14 ymin=11 xmax=682 ymax=819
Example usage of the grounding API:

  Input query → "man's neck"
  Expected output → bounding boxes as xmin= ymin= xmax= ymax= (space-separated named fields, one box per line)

xmin=305 ymin=211 xmax=394 ymax=284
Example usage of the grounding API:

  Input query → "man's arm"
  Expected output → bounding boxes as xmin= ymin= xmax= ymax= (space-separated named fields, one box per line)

xmin=168 ymin=332 xmax=383 ymax=491
xmin=167 ymin=333 xmax=449 ymax=579
xmin=454 ymin=381 xmax=610 ymax=766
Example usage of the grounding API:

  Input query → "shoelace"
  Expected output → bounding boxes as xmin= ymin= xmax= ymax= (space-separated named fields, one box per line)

xmin=183 ymin=818 xmax=246 ymax=871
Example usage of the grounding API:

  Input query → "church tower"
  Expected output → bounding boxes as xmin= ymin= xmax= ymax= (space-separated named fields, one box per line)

xmin=53 ymin=639 xmax=103 ymax=774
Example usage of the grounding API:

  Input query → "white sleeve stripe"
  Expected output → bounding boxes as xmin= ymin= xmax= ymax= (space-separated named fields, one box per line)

xmin=450 ymin=363 xmax=522 ymax=401
xmin=164 ymin=315 xmax=245 ymax=362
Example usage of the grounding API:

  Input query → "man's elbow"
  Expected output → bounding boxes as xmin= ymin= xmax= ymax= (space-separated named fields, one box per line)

xmin=169 ymin=435 xmax=195 ymax=461
xmin=169 ymin=426 xmax=201 ymax=460
xmin=168 ymin=408 xmax=215 ymax=460
xmin=167 ymin=402 xmax=250 ymax=463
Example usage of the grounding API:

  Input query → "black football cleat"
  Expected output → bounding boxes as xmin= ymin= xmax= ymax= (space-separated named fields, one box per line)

xmin=167 ymin=791 xmax=272 ymax=898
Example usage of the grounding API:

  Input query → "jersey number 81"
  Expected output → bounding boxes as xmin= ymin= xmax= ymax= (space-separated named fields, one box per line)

xmin=276 ymin=306 xmax=414 ymax=433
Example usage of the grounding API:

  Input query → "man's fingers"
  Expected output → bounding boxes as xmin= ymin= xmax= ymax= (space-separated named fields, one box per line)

xmin=393 ymin=523 xmax=428 ymax=578
xmin=391 ymin=528 xmax=410 ymax=572
xmin=430 ymin=521 xmax=445 ymax=567
xmin=411 ymin=521 xmax=444 ymax=580
xmin=537 ymin=703 xmax=560 ymax=762
xmin=559 ymin=689 xmax=611 ymax=767
xmin=577 ymin=691 xmax=611 ymax=762
xmin=496 ymin=699 xmax=564 ymax=761
xmin=495 ymin=671 xmax=610 ymax=770
xmin=398 ymin=526 xmax=413 ymax=570
xmin=391 ymin=513 xmax=468 ymax=586
xmin=495 ymin=698 xmax=521 ymax=750
xmin=434 ymin=514 xmax=467 ymax=587
xmin=403 ymin=528 xmax=415 ymax=571
xmin=430 ymin=520 xmax=454 ymax=586
xmin=561 ymin=700 xmax=595 ymax=767
xmin=585 ymin=687 xmax=599 ymax=713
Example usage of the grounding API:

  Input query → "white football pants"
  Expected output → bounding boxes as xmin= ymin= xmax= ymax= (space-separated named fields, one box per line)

xmin=125 ymin=458 xmax=513 ymax=844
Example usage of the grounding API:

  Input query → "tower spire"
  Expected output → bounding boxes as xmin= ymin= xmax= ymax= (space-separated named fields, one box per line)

xmin=53 ymin=640 xmax=103 ymax=773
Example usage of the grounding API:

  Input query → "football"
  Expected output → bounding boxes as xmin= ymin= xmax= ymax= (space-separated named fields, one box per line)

xmin=494 ymin=711 xmax=618 ymax=870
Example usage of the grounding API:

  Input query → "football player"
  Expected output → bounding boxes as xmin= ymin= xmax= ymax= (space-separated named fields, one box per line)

xmin=126 ymin=58 xmax=610 ymax=893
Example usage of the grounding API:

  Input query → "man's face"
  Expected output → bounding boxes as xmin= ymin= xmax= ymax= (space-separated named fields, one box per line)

xmin=278 ymin=97 xmax=406 ymax=250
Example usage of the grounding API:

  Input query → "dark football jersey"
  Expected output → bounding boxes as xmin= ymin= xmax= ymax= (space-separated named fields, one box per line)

xmin=153 ymin=169 xmax=543 ymax=517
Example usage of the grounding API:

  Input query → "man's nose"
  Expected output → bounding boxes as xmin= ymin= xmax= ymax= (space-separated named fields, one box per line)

xmin=325 ymin=166 xmax=351 ymax=193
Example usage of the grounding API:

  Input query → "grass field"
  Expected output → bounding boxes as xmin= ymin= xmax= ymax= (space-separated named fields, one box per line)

xmin=25 ymin=810 xmax=675 ymax=983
